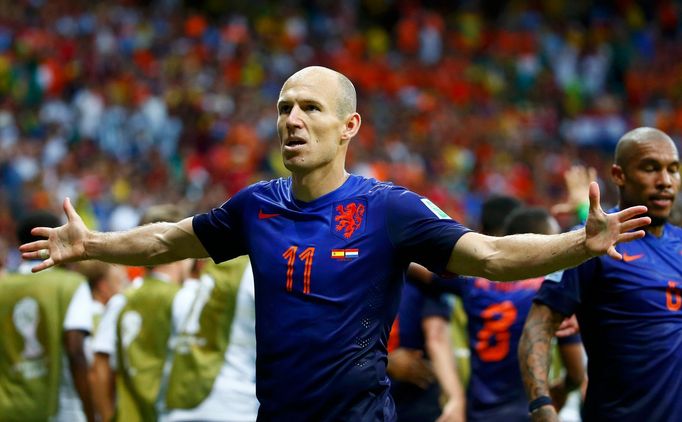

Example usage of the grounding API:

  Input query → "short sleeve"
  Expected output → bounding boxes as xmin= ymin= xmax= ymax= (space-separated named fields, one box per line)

xmin=421 ymin=292 xmax=453 ymax=321
xmin=428 ymin=274 xmax=470 ymax=296
xmin=386 ymin=190 xmax=471 ymax=274
xmin=192 ymin=187 xmax=251 ymax=263
xmin=63 ymin=282 xmax=93 ymax=333
xmin=534 ymin=258 xmax=598 ymax=317
xmin=92 ymin=293 xmax=127 ymax=356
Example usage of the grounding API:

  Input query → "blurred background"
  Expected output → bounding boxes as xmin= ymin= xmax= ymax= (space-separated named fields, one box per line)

xmin=1 ymin=0 xmax=681 ymax=268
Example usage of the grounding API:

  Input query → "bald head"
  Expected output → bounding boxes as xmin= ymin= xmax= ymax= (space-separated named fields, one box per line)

xmin=615 ymin=127 xmax=677 ymax=167
xmin=612 ymin=126 xmax=680 ymax=231
xmin=284 ymin=66 xmax=357 ymax=118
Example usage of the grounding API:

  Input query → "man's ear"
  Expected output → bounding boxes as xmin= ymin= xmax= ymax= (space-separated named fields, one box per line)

xmin=340 ymin=113 xmax=361 ymax=143
xmin=611 ymin=164 xmax=625 ymax=187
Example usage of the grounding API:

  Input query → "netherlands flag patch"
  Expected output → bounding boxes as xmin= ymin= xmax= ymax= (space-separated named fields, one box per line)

xmin=331 ymin=249 xmax=359 ymax=259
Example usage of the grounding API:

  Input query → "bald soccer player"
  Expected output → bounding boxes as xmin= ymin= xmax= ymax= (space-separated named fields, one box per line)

xmin=22 ymin=67 xmax=650 ymax=421
xmin=520 ymin=127 xmax=682 ymax=422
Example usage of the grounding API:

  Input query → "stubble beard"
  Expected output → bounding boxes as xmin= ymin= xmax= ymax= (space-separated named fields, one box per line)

xmin=648 ymin=214 xmax=668 ymax=227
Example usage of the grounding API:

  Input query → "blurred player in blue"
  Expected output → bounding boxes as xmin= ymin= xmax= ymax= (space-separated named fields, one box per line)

xmin=519 ymin=127 xmax=681 ymax=422
xmin=21 ymin=66 xmax=650 ymax=421
xmin=411 ymin=206 xmax=585 ymax=422
xmin=387 ymin=278 xmax=464 ymax=421
xmin=386 ymin=195 xmax=523 ymax=422
xmin=455 ymin=207 xmax=584 ymax=422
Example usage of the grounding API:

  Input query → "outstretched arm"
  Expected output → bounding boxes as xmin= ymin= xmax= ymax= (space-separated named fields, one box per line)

xmin=447 ymin=182 xmax=649 ymax=280
xmin=20 ymin=198 xmax=209 ymax=272
xmin=518 ymin=303 xmax=564 ymax=422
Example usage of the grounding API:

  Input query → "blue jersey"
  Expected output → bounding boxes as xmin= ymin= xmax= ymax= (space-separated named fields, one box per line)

xmin=389 ymin=283 xmax=452 ymax=352
xmin=535 ymin=222 xmax=682 ymax=422
xmin=450 ymin=276 xmax=544 ymax=422
xmin=192 ymin=175 xmax=470 ymax=421
xmin=388 ymin=283 xmax=452 ymax=421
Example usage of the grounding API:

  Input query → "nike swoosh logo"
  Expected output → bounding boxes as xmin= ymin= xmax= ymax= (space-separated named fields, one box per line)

xmin=622 ymin=252 xmax=644 ymax=262
xmin=258 ymin=209 xmax=280 ymax=219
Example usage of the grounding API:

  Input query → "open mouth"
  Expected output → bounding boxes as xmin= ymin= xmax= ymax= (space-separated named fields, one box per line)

xmin=284 ymin=137 xmax=306 ymax=149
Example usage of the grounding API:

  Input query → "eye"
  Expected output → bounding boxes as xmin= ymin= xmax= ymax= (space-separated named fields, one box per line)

xmin=303 ymin=104 xmax=320 ymax=112
xmin=669 ymin=163 xmax=680 ymax=174
xmin=278 ymin=104 xmax=291 ymax=115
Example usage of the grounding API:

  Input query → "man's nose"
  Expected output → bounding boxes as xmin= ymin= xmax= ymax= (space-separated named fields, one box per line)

xmin=286 ymin=105 xmax=303 ymax=129
xmin=658 ymin=169 xmax=673 ymax=187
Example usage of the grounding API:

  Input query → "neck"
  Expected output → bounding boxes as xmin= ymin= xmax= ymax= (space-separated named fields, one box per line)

xmin=646 ymin=223 xmax=665 ymax=238
xmin=291 ymin=164 xmax=349 ymax=202
xmin=92 ymin=290 xmax=107 ymax=305
xmin=619 ymin=201 xmax=667 ymax=238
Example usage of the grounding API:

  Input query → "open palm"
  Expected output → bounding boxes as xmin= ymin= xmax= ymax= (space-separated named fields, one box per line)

xmin=583 ymin=182 xmax=649 ymax=260
xmin=19 ymin=198 xmax=89 ymax=272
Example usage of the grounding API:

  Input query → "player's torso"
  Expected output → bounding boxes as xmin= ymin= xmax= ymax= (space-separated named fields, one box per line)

xmin=244 ymin=178 xmax=402 ymax=347
xmin=465 ymin=277 xmax=541 ymax=367
xmin=463 ymin=277 xmax=541 ymax=417
xmin=582 ymin=227 xmax=682 ymax=334
xmin=0 ymin=271 xmax=82 ymax=418
xmin=241 ymin=177 xmax=405 ymax=418
xmin=580 ymin=226 xmax=682 ymax=421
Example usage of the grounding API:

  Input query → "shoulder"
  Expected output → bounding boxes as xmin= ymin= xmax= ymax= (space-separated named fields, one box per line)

xmin=358 ymin=176 xmax=404 ymax=197
xmin=249 ymin=177 xmax=291 ymax=199
xmin=18 ymin=267 xmax=85 ymax=292
xmin=351 ymin=176 xmax=423 ymax=204
xmin=108 ymin=293 xmax=128 ymax=310
xmin=347 ymin=176 xmax=443 ymax=219
xmin=211 ymin=178 xmax=292 ymax=210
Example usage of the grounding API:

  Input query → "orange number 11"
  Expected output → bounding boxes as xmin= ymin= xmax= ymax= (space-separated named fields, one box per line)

xmin=282 ymin=246 xmax=315 ymax=294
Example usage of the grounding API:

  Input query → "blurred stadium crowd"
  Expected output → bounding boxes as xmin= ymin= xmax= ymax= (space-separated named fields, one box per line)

xmin=0 ymin=0 xmax=681 ymax=263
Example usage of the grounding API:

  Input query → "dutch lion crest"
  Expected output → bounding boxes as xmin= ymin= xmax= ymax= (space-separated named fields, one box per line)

xmin=333 ymin=200 xmax=366 ymax=239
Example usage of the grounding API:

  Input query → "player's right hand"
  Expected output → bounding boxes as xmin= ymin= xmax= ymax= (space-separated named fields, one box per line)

xmin=530 ymin=405 xmax=559 ymax=422
xmin=19 ymin=197 xmax=89 ymax=272
xmin=387 ymin=348 xmax=434 ymax=389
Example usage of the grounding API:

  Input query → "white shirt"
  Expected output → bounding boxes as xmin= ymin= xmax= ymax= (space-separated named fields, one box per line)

xmin=168 ymin=263 xmax=258 ymax=421
xmin=92 ymin=292 xmax=128 ymax=368
xmin=84 ymin=301 xmax=106 ymax=367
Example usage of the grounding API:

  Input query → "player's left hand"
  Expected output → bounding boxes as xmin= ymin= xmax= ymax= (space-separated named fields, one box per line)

xmin=436 ymin=398 xmax=465 ymax=422
xmin=583 ymin=182 xmax=650 ymax=260
xmin=555 ymin=315 xmax=579 ymax=337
